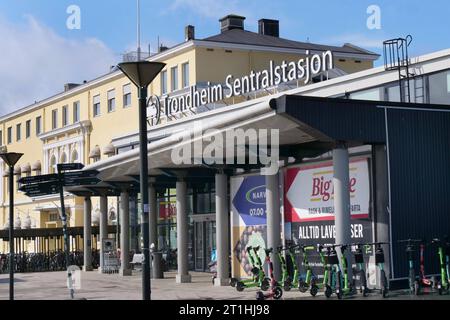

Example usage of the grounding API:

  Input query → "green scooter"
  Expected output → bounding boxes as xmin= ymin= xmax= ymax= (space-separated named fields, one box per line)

xmin=236 ymin=246 xmax=270 ymax=292
xmin=335 ymin=244 xmax=356 ymax=299
xmin=431 ymin=238 xmax=450 ymax=295
xmin=352 ymin=243 xmax=371 ymax=297
xmin=276 ymin=246 xmax=289 ymax=289
xmin=317 ymin=245 xmax=333 ymax=298
xmin=230 ymin=246 xmax=256 ymax=287
xmin=277 ymin=244 xmax=301 ymax=291
xmin=298 ymin=245 xmax=319 ymax=296
xmin=325 ymin=245 xmax=342 ymax=298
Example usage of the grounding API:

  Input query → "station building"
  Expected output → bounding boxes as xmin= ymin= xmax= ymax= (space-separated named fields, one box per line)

xmin=0 ymin=14 xmax=449 ymax=287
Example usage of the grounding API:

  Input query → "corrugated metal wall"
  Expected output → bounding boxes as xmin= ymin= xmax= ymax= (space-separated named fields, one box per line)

xmin=279 ymin=96 xmax=450 ymax=279
xmin=387 ymin=108 xmax=450 ymax=278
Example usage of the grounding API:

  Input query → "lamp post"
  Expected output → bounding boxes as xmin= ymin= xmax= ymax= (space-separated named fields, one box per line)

xmin=0 ymin=151 xmax=23 ymax=301
xmin=117 ymin=61 xmax=165 ymax=300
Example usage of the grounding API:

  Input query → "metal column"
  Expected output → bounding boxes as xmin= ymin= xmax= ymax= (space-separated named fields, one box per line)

xmin=333 ymin=145 xmax=352 ymax=276
xmin=214 ymin=173 xmax=230 ymax=286
xmin=99 ymin=195 xmax=108 ymax=272
xmin=120 ymin=191 xmax=132 ymax=276
xmin=83 ymin=197 xmax=93 ymax=272
xmin=266 ymin=172 xmax=281 ymax=280
xmin=176 ymin=180 xmax=191 ymax=283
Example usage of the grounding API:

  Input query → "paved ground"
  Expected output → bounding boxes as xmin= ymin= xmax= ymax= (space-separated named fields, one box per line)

xmin=0 ymin=270 xmax=449 ymax=300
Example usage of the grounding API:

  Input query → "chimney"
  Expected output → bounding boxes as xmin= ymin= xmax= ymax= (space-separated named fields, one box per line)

xmin=258 ymin=19 xmax=279 ymax=37
xmin=64 ymin=83 xmax=80 ymax=92
xmin=185 ymin=25 xmax=195 ymax=41
xmin=219 ymin=14 xmax=245 ymax=33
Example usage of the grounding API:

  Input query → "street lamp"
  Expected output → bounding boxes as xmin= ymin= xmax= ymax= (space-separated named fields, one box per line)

xmin=0 ymin=151 xmax=23 ymax=301
xmin=117 ymin=61 xmax=165 ymax=300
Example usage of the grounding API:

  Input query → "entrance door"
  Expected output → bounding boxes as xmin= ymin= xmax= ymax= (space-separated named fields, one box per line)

xmin=193 ymin=215 xmax=216 ymax=271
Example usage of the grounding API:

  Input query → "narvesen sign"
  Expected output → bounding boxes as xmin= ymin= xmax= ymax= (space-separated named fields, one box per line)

xmin=148 ymin=50 xmax=334 ymax=124
xmin=284 ymin=158 xmax=370 ymax=223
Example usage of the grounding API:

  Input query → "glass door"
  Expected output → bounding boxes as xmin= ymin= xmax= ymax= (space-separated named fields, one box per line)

xmin=194 ymin=221 xmax=204 ymax=271
xmin=205 ymin=221 xmax=216 ymax=268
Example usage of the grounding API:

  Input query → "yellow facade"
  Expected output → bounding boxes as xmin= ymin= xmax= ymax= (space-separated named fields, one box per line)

xmin=0 ymin=32 xmax=376 ymax=252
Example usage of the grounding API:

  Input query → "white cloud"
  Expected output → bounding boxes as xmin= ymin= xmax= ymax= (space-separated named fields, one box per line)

xmin=0 ymin=15 xmax=117 ymax=115
xmin=321 ymin=33 xmax=387 ymax=49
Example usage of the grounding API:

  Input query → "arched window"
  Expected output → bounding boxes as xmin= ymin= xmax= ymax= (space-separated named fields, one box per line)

xmin=60 ymin=152 xmax=67 ymax=164
xmin=71 ymin=150 xmax=79 ymax=163
xmin=50 ymin=155 xmax=56 ymax=174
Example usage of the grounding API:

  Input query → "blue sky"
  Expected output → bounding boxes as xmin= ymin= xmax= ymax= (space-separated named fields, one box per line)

xmin=0 ymin=0 xmax=449 ymax=114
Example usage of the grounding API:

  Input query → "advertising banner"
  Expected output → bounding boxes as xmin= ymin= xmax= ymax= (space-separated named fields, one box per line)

xmin=230 ymin=175 xmax=267 ymax=278
xmin=284 ymin=157 xmax=374 ymax=281
xmin=285 ymin=158 xmax=370 ymax=223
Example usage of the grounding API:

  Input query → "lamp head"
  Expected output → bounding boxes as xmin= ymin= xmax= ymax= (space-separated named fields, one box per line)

xmin=0 ymin=152 xmax=23 ymax=167
xmin=117 ymin=61 xmax=166 ymax=89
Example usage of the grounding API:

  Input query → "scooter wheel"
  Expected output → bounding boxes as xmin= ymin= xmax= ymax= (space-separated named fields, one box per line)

xmin=260 ymin=278 xmax=270 ymax=292
xmin=212 ymin=276 xmax=216 ymax=285
xmin=325 ymin=285 xmax=332 ymax=298
xmin=336 ymin=290 xmax=343 ymax=300
xmin=256 ymin=291 xmax=265 ymax=300
xmin=382 ymin=288 xmax=388 ymax=298
xmin=283 ymin=281 xmax=292 ymax=291
xmin=298 ymin=280 xmax=308 ymax=293
xmin=274 ymin=287 xmax=283 ymax=300
xmin=229 ymin=278 xmax=237 ymax=287
xmin=310 ymin=285 xmax=318 ymax=297
xmin=236 ymin=281 xmax=245 ymax=292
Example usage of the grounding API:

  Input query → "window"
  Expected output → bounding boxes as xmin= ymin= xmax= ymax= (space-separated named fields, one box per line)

xmin=428 ymin=70 xmax=450 ymax=104
xmin=182 ymin=62 xmax=189 ymax=88
xmin=349 ymin=88 xmax=381 ymax=101
xmin=0 ymin=130 xmax=2 ymax=145
xmin=123 ymin=84 xmax=132 ymax=107
xmin=62 ymin=105 xmax=68 ymax=126
xmin=49 ymin=155 xmax=56 ymax=174
xmin=71 ymin=150 xmax=79 ymax=163
xmin=161 ymin=70 xmax=168 ymax=94
xmin=93 ymin=95 xmax=101 ymax=117
xmin=7 ymin=127 xmax=12 ymax=144
xmin=36 ymin=116 xmax=42 ymax=135
xmin=107 ymin=89 xmax=116 ymax=112
xmin=60 ymin=152 xmax=67 ymax=164
xmin=73 ymin=101 xmax=80 ymax=123
xmin=171 ymin=66 xmax=178 ymax=91
xmin=16 ymin=123 xmax=21 ymax=141
xmin=52 ymin=109 xmax=58 ymax=129
xmin=26 ymin=120 xmax=31 ymax=139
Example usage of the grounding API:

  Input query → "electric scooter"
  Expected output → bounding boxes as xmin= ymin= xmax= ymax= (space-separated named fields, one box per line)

xmin=230 ymin=246 xmax=256 ymax=287
xmin=236 ymin=246 xmax=270 ymax=292
xmin=431 ymin=238 xmax=450 ymax=295
xmin=277 ymin=244 xmax=301 ymax=291
xmin=298 ymin=245 xmax=319 ymax=296
xmin=352 ymin=243 xmax=370 ymax=297
xmin=256 ymin=248 xmax=283 ymax=300
xmin=418 ymin=240 xmax=434 ymax=294
xmin=366 ymin=242 xmax=389 ymax=298
xmin=325 ymin=245 xmax=342 ymax=298
xmin=335 ymin=244 xmax=356 ymax=299
xmin=276 ymin=246 xmax=289 ymax=289
xmin=398 ymin=239 xmax=431 ymax=295
xmin=317 ymin=245 xmax=333 ymax=298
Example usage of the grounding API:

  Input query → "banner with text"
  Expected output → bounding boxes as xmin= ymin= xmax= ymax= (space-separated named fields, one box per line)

xmin=230 ymin=175 xmax=267 ymax=278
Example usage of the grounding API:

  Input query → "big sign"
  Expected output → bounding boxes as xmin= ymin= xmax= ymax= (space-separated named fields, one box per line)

xmin=285 ymin=158 xmax=370 ymax=223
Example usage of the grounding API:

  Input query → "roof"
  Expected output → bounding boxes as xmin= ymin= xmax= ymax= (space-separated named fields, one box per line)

xmin=202 ymin=28 xmax=379 ymax=57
